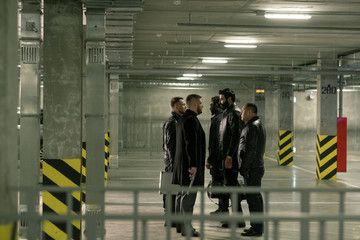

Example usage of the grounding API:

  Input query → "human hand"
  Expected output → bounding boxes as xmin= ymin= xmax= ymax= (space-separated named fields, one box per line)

xmin=225 ymin=156 xmax=232 ymax=169
xmin=206 ymin=163 xmax=212 ymax=169
xmin=188 ymin=167 xmax=197 ymax=177
xmin=240 ymin=168 xmax=250 ymax=179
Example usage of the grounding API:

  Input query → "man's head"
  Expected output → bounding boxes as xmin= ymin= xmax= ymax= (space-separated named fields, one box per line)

xmin=219 ymin=88 xmax=235 ymax=110
xmin=210 ymin=96 xmax=221 ymax=115
xmin=186 ymin=94 xmax=203 ymax=115
xmin=241 ymin=103 xmax=258 ymax=123
xmin=171 ymin=97 xmax=186 ymax=115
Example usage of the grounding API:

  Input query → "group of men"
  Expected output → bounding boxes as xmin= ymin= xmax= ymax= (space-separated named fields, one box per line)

xmin=162 ymin=88 xmax=266 ymax=237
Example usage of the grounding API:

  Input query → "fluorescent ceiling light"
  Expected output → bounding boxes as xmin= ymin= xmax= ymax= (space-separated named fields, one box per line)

xmin=225 ymin=39 xmax=257 ymax=44
xmin=202 ymin=58 xmax=228 ymax=64
xmin=224 ymin=44 xmax=257 ymax=48
xmin=265 ymin=13 xmax=312 ymax=19
xmin=183 ymin=74 xmax=202 ymax=77
xmin=177 ymin=77 xmax=195 ymax=80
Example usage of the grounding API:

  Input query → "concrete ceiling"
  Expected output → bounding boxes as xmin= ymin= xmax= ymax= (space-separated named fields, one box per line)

xmin=86 ymin=0 xmax=360 ymax=89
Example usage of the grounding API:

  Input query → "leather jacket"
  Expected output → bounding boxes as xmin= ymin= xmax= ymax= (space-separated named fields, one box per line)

xmin=219 ymin=104 xmax=244 ymax=170
xmin=207 ymin=111 xmax=223 ymax=175
xmin=163 ymin=111 xmax=180 ymax=172
xmin=238 ymin=116 xmax=266 ymax=170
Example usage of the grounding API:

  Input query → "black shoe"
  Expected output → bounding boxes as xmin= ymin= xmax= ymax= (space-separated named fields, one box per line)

xmin=241 ymin=228 xmax=262 ymax=237
xmin=181 ymin=229 xmax=199 ymax=237
xmin=210 ymin=209 xmax=229 ymax=215
xmin=221 ymin=222 xmax=246 ymax=228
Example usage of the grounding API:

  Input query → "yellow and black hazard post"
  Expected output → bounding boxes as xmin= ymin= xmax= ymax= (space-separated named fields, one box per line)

xmin=277 ymin=130 xmax=293 ymax=166
xmin=81 ymin=142 xmax=87 ymax=205
xmin=42 ymin=159 xmax=82 ymax=240
xmin=316 ymin=135 xmax=337 ymax=180
xmin=104 ymin=130 xmax=110 ymax=180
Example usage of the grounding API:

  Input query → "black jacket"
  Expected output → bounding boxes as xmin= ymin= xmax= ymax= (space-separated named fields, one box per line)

xmin=238 ymin=116 xmax=266 ymax=170
xmin=162 ymin=111 xmax=180 ymax=172
xmin=219 ymin=104 xmax=244 ymax=170
xmin=207 ymin=111 xmax=223 ymax=175
xmin=172 ymin=109 xmax=206 ymax=186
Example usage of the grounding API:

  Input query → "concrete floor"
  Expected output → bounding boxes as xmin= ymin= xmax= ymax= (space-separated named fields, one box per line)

xmin=103 ymin=151 xmax=360 ymax=240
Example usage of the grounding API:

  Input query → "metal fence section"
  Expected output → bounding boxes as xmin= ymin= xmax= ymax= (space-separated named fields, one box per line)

xmin=3 ymin=186 xmax=360 ymax=240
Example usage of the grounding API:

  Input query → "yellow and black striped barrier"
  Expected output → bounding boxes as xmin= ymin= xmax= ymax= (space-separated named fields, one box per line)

xmin=42 ymin=159 xmax=82 ymax=240
xmin=316 ymin=135 xmax=337 ymax=180
xmin=104 ymin=130 xmax=110 ymax=180
xmin=277 ymin=130 xmax=293 ymax=166
xmin=81 ymin=142 xmax=87 ymax=205
xmin=0 ymin=221 xmax=17 ymax=240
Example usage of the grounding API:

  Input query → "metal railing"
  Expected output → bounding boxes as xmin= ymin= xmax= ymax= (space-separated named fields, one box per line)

xmin=2 ymin=185 xmax=360 ymax=240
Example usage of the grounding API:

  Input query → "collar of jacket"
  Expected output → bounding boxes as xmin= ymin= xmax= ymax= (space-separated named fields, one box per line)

xmin=185 ymin=109 xmax=198 ymax=116
xmin=224 ymin=104 xmax=235 ymax=113
xmin=245 ymin=115 xmax=260 ymax=125
xmin=171 ymin=111 xmax=180 ymax=120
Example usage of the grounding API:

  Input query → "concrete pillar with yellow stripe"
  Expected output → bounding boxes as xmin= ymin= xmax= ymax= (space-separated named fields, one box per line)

xmin=105 ymin=130 xmax=110 ymax=180
xmin=42 ymin=0 xmax=83 ymax=239
xmin=316 ymin=52 xmax=338 ymax=180
xmin=278 ymin=84 xmax=294 ymax=166
xmin=277 ymin=130 xmax=293 ymax=166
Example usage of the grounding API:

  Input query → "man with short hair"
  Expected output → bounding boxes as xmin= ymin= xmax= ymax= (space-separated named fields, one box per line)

xmin=238 ymin=103 xmax=266 ymax=237
xmin=162 ymin=97 xmax=186 ymax=226
xmin=172 ymin=94 xmax=205 ymax=237
xmin=218 ymin=88 xmax=245 ymax=228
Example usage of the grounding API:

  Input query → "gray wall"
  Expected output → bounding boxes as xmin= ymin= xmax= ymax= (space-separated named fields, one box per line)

xmin=119 ymin=86 xmax=359 ymax=153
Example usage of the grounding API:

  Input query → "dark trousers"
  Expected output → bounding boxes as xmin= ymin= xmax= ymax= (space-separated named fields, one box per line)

xmin=175 ymin=190 xmax=197 ymax=234
xmin=219 ymin=169 xmax=244 ymax=216
xmin=244 ymin=167 xmax=265 ymax=233
xmin=163 ymin=194 xmax=176 ymax=213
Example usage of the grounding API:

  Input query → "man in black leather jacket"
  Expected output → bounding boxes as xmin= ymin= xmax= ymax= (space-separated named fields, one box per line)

xmin=206 ymin=96 xmax=224 ymax=210
xmin=218 ymin=88 xmax=245 ymax=228
xmin=162 ymin=97 xmax=186 ymax=223
xmin=238 ymin=103 xmax=266 ymax=237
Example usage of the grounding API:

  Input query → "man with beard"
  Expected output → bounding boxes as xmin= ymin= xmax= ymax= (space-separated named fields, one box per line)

xmin=162 ymin=97 xmax=186 ymax=226
xmin=206 ymin=96 xmax=224 ymax=212
xmin=238 ymin=103 xmax=266 ymax=237
xmin=172 ymin=94 xmax=205 ymax=237
xmin=217 ymin=88 xmax=246 ymax=228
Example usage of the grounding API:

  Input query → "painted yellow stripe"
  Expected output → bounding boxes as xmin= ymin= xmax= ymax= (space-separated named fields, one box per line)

xmin=319 ymin=149 xmax=337 ymax=167
xmin=43 ymin=220 xmax=71 ymax=240
xmin=279 ymin=143 xmax=292 ymax=155
xmin=279 ymin=132 xmax=292 ymax=146
xmin=43 ymin=162 xmax=81 ymax=202
xmin=43 ymin=191 xmax=77 ymax=215
xmin=320 ymin=161 xmax=337 ymax=179
xmin=43 ymin=161 xmax=78 ymax=187
xmin=279 ymin=152 xmax=293 ymax=164
xmin=82 ymin=148 xmax=86 ymax=158
xmin=62 ymin=159 xmax=81 ymax=174
xmin=82 ymin=166 xmax=86 ymax=177
xmin=0 ymin=221 xmax=16 ymax=240
xmin=320 ymin=137 xmax=337 ymax=155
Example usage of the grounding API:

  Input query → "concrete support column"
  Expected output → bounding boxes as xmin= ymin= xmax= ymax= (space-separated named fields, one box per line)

xmin=316 ymin=52 xmax=338 ymax=180
xmin=84 ymin=8 xmax=106 ymax=238
xmin=109 ymin=74 xmax=119 ymax=168
xmin=19 ymin=1 xmax=41 ymax=238
xmin=119 ymin=81 xmax=124 ymax=151
xmin=254 ymin=87 xmax=265 ymax=120
xmin=277 ymin=84 xmax=294 ymax=166
xmin=0 ymin=0 xmax=18 ymax=238
xmin=43 ymin=0 xmax=83 ymax=239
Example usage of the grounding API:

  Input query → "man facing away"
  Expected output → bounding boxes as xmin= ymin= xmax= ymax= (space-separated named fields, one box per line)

xmin=162 ymin=97 xmax=186 ymax=226
xmin=238 ymin=103 xmax=266 ymax=237
xmin=218 ymin=88 xmax=246 ymax=228
xmin=172 ymin=94 xmax=205 ymax=237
